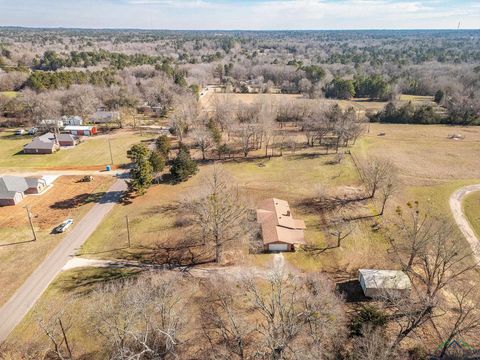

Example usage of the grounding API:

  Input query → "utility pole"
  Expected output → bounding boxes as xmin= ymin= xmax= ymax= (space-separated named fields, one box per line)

xmin=108 ymin=137 xmax=114 ymax=165
xmin=25 ymin=205 xmax=37 ymax=241
xmin=126 ymin=215 xmax=131 ymax=248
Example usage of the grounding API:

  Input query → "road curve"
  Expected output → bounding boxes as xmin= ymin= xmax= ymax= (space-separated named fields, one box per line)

xmin=0 ymin=178 xmax=127 ymax=343
xmin=449 ymin=184 xmax=480 ymax=263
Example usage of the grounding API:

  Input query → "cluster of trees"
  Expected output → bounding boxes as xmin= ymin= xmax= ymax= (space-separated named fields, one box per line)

xmin=26 ymin=69 xmax=117 ymax=91
xmin=325 ymin=74 xmax=391 ymax=100
xmin=369 ymin=102 xmax=441 ymax=124
xmin=33 ymin=49 xmax=164 ymax=71
xmin=127 ymin=136 xmax=198 ymax=194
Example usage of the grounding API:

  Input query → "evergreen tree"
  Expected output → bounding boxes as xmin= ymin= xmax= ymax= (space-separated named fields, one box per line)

xmin=170 ymin=146 xmax=198 ymax=182
xmin=149 ymin=150 xmax=165 ymax=173
xmin=155 ymin=135 xmax=171 ymax=158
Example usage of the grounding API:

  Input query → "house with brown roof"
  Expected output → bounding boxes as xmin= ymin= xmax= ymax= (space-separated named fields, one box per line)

xmin=256 ymin=198 xmax=306 ymax=252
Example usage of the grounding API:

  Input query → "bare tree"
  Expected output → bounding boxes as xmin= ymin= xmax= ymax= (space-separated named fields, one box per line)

xmin=191 ymin=126 xmax=213 ymax=160
xmin=183 ymin=166 xmax=247 ymax=263
xmin=386 ymin=203 xmax=477 ymax=347
xmin=90 ymin=273 xmax=190 ymax=360
xmin=361 ymin=158 xmax=396 ymax=199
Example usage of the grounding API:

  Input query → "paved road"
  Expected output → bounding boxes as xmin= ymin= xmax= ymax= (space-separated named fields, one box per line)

xmin=0 ymin=178 xmax=127 ymax=343
xmin=450 ymin=184 xmax=480 ymax=263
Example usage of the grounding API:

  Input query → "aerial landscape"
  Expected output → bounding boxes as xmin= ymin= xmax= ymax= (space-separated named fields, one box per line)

xmin=0 ymin=0 xmax=479 ymax=359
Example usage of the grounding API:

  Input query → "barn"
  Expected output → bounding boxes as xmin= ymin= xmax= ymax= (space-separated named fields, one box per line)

xmin=64 ymin=125 xmax=97 ymax=136
xmin=256 ymin=198 xmax=306 ymax=252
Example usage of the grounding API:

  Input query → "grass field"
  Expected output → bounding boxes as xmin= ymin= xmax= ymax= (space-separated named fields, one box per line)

xmin=463 ymin=190 xmax=480 ymax=239
xmin=0 ymin=129 xmax=152 ymax=170
xmin=0 ymin=175 xmax=114 ymax=306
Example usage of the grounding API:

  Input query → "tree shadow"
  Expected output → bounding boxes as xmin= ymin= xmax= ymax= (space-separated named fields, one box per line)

xmin=50 ymin=192 xmax=107 ymax=209
xmin=57 ymin=267 xmax=143 ymax=296
xmin=336 ymin=279 xmax=370 ymax=303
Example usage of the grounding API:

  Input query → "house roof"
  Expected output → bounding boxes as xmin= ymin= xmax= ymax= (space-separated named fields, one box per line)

xmin=359 ymin=269 xmax=411 ymax=290
xmin=25 ymin=176 xmax=47 ymax=188
xmin=24 ymin=137 xmax=57 ymax=151
xmin=64 ymin=125 xmax=94 ymax=131
xmin=0 ymin=176 xmax=29 ymax=198
xmin=256 ymin=198 xmax=306 ymax=245
xmin=57 ymin=134 xmax=76 ymax=142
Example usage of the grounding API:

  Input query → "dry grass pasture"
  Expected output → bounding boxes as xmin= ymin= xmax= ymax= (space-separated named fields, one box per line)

xmin=463 ymin=190 xmax=480 ymax=239
xmin=0 ymin=175 xmax=114 ymax=306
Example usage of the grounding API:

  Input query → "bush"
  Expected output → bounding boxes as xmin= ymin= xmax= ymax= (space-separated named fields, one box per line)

xmin=350 ymin=305 xmax=388 ymax=336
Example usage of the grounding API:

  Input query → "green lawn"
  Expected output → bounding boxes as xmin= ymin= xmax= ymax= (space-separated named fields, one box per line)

xmin=0 ymin=130 xmax=151 ymax=169
xmin=463 ymin=190 xmax=480 ymax=239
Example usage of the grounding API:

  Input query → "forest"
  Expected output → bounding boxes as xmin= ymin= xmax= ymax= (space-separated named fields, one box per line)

xmin=0 ymin=28 xmax=479 ymax=125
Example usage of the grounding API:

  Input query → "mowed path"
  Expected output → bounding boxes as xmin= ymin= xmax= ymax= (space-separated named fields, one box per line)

xmin=0 ymin=178 xmax=127 ymax=342
xmin=450 ymin=184 xmax=480 ymax=263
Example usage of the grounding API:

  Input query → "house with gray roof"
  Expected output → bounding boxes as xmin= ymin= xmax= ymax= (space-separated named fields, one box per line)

xmin=0 ymin=176 xmax=29 ymax=206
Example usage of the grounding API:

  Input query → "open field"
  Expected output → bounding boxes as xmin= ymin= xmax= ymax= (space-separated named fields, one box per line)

xmin=0 ymin=175 xmax=114 ymax=306
xmin=463 ymin=190 xmax=480 ymax=239
xmin=354 ymin=123 xmax=480 ymax=185
xmin=0 ymin=129 xmax=153 ymax=170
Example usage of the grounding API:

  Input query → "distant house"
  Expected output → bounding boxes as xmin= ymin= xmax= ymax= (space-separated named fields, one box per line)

xmin=62 ymin=115 xmax=83 ymax=126
xmin=90 ymin=111 xmax=120 ymax=124
xmin=64 ymin=125 xmax=97 ymax=136
xmin=358 ymin=269 xmax=412 ymax=298
xmin=256 ymin=198 xmax=306 ymax=252
xmin=23 ymin=133 xmax=60 ymax=154
xmin=38 ymin=119 xmax=64 ymax=129
xmin=0 ymin=175 xmax=55 ymax=205
xmin=0 ymin=176 xmax=29 ymax=206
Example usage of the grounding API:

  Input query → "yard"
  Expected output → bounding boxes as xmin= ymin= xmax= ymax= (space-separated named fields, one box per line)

xmin=0 ymin=175 xmax=114 ymax=306
xmin=0 ymin=129 xmax=153 ymax=170
xmin=463 ymin=190 xmax=480 ymax=239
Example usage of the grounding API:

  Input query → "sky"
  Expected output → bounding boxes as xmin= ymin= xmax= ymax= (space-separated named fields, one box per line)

xmin=0 ymin=0 xmax=479 ymax=30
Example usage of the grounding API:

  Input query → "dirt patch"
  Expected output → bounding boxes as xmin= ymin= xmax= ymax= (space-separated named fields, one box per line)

xmin=0 ymin=176 xmax=113 ymax=233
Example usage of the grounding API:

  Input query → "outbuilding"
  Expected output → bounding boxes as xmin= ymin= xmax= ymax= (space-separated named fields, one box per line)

xmin=64 ymin=125 xmax=97 ymax=136
xmin=62 ymin=115 xmax=83 ymax=126
xmin=256 ymin=198 xmax=306 ymax=252
xmin=57 ymin=134 xmax=78 ymax=147
xmin=24 ymin=177 xmax=48 ymax=194
xmin=358 ymin=269 xmax=412 ymax=298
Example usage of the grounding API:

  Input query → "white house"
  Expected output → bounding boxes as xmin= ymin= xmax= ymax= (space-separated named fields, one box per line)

xmin=62 ymin=115 xmax=83 ymax=126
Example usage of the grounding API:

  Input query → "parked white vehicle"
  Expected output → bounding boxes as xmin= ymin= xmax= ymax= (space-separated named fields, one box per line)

xmin=15 ymin=129 xmax=25 ymax=135
xmin=54 ymin=218 xmax=74 ymax=233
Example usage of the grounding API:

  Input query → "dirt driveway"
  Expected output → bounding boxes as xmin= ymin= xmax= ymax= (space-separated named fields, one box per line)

xmin=450 ymin=184 xmax=480 ymax=263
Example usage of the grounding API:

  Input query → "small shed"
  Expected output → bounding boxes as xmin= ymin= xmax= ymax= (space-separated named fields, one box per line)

xmin=64 ymin=125 xmax=97 ymax=136
xmin=358 ymin=269 xmax=411 ymax=298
